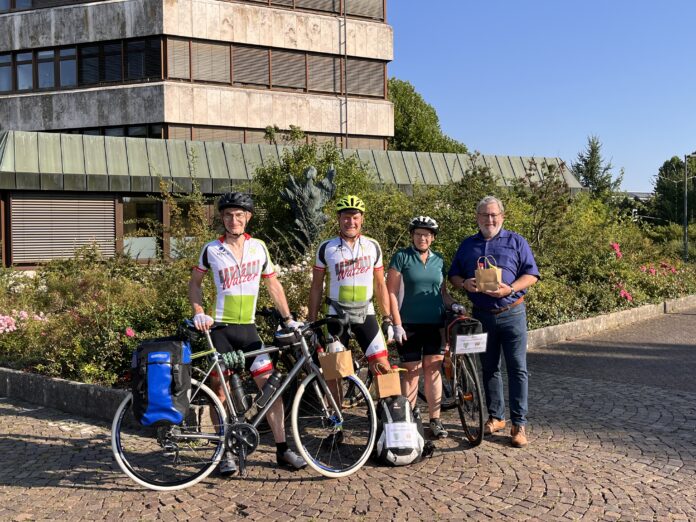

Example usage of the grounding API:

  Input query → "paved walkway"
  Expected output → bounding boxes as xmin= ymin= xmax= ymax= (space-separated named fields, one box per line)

xmin=1 ymin=309 xmax=695 ymax=520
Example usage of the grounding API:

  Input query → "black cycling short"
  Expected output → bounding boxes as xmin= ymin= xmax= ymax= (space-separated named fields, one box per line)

xmin=396 ymin=324 xmax=445 ymax=363
xmin=210 ymin=324 xmax=272 ymax=377
xmin=326 ymin=314 xmax=388 ymax=361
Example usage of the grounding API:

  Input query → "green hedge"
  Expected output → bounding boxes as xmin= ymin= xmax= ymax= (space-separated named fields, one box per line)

xmin=1 ymin=143 xmax=695 ymax=385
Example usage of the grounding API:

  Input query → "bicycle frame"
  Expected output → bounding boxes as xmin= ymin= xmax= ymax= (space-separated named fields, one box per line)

xmin=189 ymin=326 xmax=345 ymax=438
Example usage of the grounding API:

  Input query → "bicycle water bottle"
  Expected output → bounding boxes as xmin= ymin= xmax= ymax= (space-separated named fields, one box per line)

xmin=229 ymin=372 xmax=250 ymax=413
xmin=256 ymin=370 xmax=282 ymax=408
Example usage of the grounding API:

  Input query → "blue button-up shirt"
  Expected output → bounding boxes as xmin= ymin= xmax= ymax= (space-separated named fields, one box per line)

xmin=448 ymin=229 xmax=539 ymax=310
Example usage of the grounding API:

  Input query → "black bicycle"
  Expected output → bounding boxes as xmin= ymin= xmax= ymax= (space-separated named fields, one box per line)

xmin=111 ymin=317 xmax=377 ymax=490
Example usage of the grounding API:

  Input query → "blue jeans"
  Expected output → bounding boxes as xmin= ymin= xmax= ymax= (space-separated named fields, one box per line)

xmin=473 ymin=302 xmax=528 ymax=426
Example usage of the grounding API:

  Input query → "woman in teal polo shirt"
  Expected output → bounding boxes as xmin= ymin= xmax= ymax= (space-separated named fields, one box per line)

xmin=386 ymin=216 xmax=463 ymax=439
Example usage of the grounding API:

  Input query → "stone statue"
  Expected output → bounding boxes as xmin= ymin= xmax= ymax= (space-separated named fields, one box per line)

xmin=279 ymin=165 xmax=336 ymax=256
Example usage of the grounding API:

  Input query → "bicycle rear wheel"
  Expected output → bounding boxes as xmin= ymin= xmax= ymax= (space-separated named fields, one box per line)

xmin=292 ymin=372 xmax=376 ymax=478
xmin=111 ymin=379 xmax=226 ymax=491
xmin=455 ymin=355 xmax=484 ymax=446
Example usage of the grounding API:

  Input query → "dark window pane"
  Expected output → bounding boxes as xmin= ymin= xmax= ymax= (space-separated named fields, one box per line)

xmin=102 ymin=43 xmax=122 ymax=82
xmin=123 ymin=197 xmax=161 ymax=235
xmin=127 ymin=125 xmax=147 ymax=138
xmin=149 ymin=124 xmax=163 ymax=138
xmin=83 ymin=129 xmax=100 ymax=135
xmin=0 ymin=0 xmax=9 ymax=12
xmin=60 ymin=48 xmax=76 ymax=58
xmin=16 ymin=52 xmax=32 ymax=62
xmin=17 ymin=63 xmax=33 ymax=90
xmin=15 ymin=0 xmax=33 ymax=8
xmin=126 ymin=40 xmax=145 ymax=79
xmin=104 ymin=127 xmax=125 ymax=136
xmin=38 ymin=61 xmax=54 ymax=89
xmin=79 ymin=46 xmax=99 ymax=85
xmin=0 ymin=54 xmax=10 ymax=65
xmin=59 ymin=58 xmax=76 ymax=87
xmin=145 ymin=38 xmax=161 ymax=78
xmin=37 ymin=50 xmax=54 ymax=60
xmin=0 ymin=65 xmax=11 ymax=92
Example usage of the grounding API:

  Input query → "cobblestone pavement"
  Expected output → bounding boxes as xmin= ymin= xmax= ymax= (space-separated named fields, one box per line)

xmin=1 ymin=310 xmax=695 ymax=521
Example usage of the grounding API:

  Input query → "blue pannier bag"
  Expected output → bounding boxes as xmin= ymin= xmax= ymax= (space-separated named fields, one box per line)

xmin=131 ymin=337 xmax=192 ymax=427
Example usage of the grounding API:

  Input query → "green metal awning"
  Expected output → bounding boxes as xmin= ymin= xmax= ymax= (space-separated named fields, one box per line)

xmin=0 ymin=130 xmax=583 ymax=193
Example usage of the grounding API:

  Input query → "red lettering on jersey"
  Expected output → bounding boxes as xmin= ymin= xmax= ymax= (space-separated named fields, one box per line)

xmin=219 ymin=260 xmax=261 ymax=289
xmin=334 ymin=255 xmax=372 ymax=281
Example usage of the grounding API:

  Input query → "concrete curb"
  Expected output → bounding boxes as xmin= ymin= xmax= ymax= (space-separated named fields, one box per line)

xmin=527 ymin=294 xmax=696 ymax=349
xmin=2 ymin=294 xmax=696 ymax=420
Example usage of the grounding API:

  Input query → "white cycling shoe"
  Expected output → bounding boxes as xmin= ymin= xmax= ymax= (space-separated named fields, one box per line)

xmin=276 ymin=449 xmax=307 ymax=470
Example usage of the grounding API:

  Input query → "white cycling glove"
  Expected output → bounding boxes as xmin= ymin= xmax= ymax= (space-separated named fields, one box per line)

xmin=193 ymin=313 xmax=214 ymax=330
xmin=285 ymin=319 xmax=304 ymax=331
xmin=393 ymin=325 xmax=407 ymax=344
xmin=451 ymin=303 xmax=466 ymax=315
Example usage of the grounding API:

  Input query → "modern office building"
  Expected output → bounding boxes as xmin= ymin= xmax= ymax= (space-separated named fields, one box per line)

xmin=0 ymin=0 xmax=393 ymax=148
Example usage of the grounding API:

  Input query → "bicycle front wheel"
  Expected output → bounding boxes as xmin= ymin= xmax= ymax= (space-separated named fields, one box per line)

xmin=111 ymin=379 xmax=226 ymax=491
xmin=292 ymin=372 xmax=376 ymax=478
xmin=456 ymin=355 xmax=484 ymax=446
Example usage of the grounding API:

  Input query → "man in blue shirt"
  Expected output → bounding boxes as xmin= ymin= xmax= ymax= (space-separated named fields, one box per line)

xmin=448 ymin=196 xmax=539 ymax=448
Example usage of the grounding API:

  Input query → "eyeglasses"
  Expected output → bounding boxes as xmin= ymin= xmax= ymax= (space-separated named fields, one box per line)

xmin=477 ymin=212 xmax=502 ymax=219
xmin=413 ymin=232 xmax=433 ymax=238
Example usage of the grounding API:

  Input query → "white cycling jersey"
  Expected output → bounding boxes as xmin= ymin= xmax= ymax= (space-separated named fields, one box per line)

xmin=314 ymin=235 xmax=384 ymax=315
xmin=194 ymin=234 xmax=275 ymax=324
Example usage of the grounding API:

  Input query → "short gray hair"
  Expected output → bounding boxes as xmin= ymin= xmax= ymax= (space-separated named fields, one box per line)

xmin=476 ymin=196 xmax=504 ymax=214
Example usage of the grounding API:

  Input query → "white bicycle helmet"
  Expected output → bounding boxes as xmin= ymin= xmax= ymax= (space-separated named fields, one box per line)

xmin=408 ymin=216 xmax=439 ymax=235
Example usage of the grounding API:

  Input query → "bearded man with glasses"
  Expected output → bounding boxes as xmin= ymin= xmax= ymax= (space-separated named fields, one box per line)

xmin=448 ymin=196 xmax=539 ymax=448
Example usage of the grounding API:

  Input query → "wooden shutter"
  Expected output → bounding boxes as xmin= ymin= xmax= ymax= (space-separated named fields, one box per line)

xmin=308 ymin=54 xmax=340 ymax=93
xmin=194 ymin=126 xmax=244 ymax=143
xmin=346 ymin=58 xmax=384 ymax=97
xmin=271 ymin=0 xmax=294 ymax=7
xmin=192 ymin=41 xmax=230 ymax=83
xmin=345 ymin=0 xmax=384 ymax=20
xmin=233 ymin=46 xmax=269 ymax=86
xmin=10 ymin=194 xmax=115 ymax=263
xmin=272 ymin=50 xmax=305 ymax=90
xmin=346 ymin=135 xmax=385 ymax=150
xmin=167 ymin=38 xmax=190 ymax=80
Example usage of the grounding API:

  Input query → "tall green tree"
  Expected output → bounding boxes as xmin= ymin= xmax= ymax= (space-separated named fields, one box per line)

xmin=388 ymin=78 xmax=467 ymax=153
xmin=571 ymin=135 xmax=623 ymax=200
xmin=651 ymin=156 xmax=696 ymax=224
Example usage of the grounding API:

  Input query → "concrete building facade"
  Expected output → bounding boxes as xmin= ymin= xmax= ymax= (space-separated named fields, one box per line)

xmin=0 ymin=0 xmax=393 ymax=148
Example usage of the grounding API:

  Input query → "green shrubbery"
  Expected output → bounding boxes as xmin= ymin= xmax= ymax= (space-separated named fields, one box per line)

xmin=1 ymin=142 xmax=696 ymax=385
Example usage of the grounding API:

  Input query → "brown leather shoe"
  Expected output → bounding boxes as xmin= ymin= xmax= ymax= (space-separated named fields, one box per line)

xmin=511 ymin=425 xmax=528 ymax=448
xmin=484 ymin=416 xmax=506 ymax=435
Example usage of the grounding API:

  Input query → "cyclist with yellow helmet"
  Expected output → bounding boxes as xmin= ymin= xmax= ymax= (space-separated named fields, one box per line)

xmin=308 ymin=195 xmax=391 ymax=375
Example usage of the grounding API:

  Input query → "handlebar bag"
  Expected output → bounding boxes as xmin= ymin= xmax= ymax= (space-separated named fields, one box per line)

xmin=131 ymin=337 xmax=192 ymax=427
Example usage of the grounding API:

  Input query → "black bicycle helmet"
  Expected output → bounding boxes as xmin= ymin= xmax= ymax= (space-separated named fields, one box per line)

xmin=218 ymin=192 xmax=254 ymax=213
xmin=408 ymin=215 xmax=439 ymax=235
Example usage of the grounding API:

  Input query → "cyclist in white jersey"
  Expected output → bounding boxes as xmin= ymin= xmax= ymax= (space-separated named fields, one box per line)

xmin=188 ymin=192 xmax=306 ymax=474
xmin=308 ymin=195 xmax=392 ymax=375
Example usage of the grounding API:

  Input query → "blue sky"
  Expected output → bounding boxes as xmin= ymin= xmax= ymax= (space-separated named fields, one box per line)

xmin=387 ymin=1 xmax=696 ymax=192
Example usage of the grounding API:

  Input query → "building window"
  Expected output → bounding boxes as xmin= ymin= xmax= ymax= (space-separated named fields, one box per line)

xmin=192 ymin=41 xmax=230 ymax=84
xmin=102 ymin=42 xmax=122 ymax=82
xmin=123 ymin=197 xmax=161 ymax=260
xmin=79 ymin=45 xmax=99 ymax=85
xmin=104 ymin=127 xmax=125 ymax=137
xmin=36 ymin=50 xmax=55 ymax=89
xmin=271 ymin=50 xmax=305 ymax=90
xmin=0 ymin=0 xmax=9 ymax=12
xmin=308 ymin=54 xmax=340 ymax=93
xmin=0 ymin=54 xmax=11 ymax=93
xmin=125 ymin=38 xmax=161 ymax=80
xmin=16 ymin=52 xmax=33 ymax=91
xmin=346 ymin=57 xmax=384 ymax=97
xmin=233 ymin=46 xmax=269 ymax=87
xmin=167 ymin=38 xmax=190 ymax=80
xmin=59 ymin=47 xmax=77 ymax=87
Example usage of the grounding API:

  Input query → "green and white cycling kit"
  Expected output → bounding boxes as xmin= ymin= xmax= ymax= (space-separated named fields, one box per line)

xmin=195 ymin=234 xmax=275 ymax=375
xmin=314 ymin=235 xmax=388 ymax=361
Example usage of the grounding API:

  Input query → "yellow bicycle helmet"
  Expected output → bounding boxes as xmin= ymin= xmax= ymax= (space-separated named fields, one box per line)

xmin=335 ymin=195 xmax=366 ymax=213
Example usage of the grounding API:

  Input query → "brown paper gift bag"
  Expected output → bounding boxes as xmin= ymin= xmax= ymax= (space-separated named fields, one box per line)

xmin=319 ymin=350 xmax=355 ymax=380
xmin=374 ymin=364 xmax=402 ymax=398
xmin=475 ymin=255 xmax=502 ymax=292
